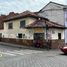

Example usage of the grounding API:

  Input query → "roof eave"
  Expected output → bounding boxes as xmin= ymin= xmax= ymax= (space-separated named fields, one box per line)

xmin=4 ymin=15 xmax=48 ymax=22
xmin=25 ymin=26 xmax=66 ymax=29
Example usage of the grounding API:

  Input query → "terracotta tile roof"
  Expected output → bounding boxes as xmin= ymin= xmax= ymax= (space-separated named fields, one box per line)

xmin=6 ymin=12 xmax=19 ymax=18
xmin=0 ymin=12 xmax=19 ymax=29
xmin=25 ymin=20 xmax=66 ymax=29
xmin=3 ymin=11 xmax=48 ymax=22
xmin=3 ymin=12 xmax=19 ymax=22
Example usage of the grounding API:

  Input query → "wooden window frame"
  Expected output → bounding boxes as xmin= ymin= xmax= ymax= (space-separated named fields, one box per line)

xmin=20 ymin=20 xmax=25 ymax=28
xmin=8 ymin=23 xmax=13 ymax=29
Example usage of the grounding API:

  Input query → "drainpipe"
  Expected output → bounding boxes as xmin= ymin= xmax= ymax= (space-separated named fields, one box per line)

xmin=63 ymin=8 xmax=67 ymax=45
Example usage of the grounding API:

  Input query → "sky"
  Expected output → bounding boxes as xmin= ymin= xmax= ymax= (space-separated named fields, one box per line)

xmin=0 ymin=0 xmax=67 ymax=15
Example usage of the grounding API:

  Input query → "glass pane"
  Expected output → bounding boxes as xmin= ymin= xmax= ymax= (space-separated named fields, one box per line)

xmin=34 ymin=33 xmax=44 ymax=40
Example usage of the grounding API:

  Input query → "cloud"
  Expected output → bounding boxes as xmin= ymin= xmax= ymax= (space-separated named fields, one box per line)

xmin=0 ymin=0 xmax=67 ymax=14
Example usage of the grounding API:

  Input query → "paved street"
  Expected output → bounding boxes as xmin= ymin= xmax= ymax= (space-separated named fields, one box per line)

xmin=0 ymin=44 xmax=67 ymax=67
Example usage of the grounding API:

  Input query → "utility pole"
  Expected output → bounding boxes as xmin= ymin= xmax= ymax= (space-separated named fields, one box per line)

xmin=45 ymin=21 xmax=49 ymax=49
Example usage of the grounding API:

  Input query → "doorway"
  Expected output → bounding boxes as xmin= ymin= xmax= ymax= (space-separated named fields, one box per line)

xmin=34 ymin=33 xmax=44 ymax=48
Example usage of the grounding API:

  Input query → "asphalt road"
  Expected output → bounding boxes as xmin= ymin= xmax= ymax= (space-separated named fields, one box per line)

xmin=0 ymin=44 xmax=67 ymax=67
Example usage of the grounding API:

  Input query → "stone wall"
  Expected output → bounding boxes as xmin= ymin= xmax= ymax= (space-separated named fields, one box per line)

xmin=1 ymin=38 xmax=33 ymax=46
xmin=0 ymin=38 xmax=65 ymax=49
xmin=51 ymin=39 xmax=65 ymax=49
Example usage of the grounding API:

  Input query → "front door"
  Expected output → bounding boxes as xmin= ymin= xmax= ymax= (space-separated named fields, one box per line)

xmin=34 ymin=33 xmax=44 ymax=47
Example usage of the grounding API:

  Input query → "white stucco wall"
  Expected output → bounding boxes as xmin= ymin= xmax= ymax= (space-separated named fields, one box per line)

xmin=39 ymin=2 xmax=64 ymax=25
xmin=39 ymin=10 xmax=64 ymax=25
xmin=51 ymin=29 xmax=64 ymax=40
xmin=42 ymin=2 xmax=64 ymax=10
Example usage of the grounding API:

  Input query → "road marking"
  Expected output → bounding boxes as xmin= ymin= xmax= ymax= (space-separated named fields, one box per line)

xmin=0 ymin=53 xmax=2 ymax=57
xmin=6 ymin=50 xmax=43 ymax=55
xmin=0 ymin=52 xmax=16 ymax=56
xmin=0 ymin=50 xmax=43 ymax=57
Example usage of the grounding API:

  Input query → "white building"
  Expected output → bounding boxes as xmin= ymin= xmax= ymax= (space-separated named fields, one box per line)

xmin=38 ymin=1 xmax=67 ymax=43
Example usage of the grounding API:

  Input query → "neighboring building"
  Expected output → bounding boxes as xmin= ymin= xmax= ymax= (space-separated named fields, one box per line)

xmin=38 ymin=1 xmax=67 ymax=43
xmin=0 ymin=15 xmax=6 ymax=29
xmin=0 ymin=12 xmax=19 ymax=38
xmin=0 ymin=11 xmax=66 ymax=48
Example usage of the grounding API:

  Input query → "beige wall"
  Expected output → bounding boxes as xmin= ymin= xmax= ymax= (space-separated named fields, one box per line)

xmin=3 ymin=17 xmax=36 ymax=39
xmin=4 ymin=17 xmax=36 ymax=30
xmin=1 ymin=17 xmax=64 ymax=40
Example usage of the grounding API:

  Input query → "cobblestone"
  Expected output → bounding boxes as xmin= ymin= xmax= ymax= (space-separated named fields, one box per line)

xmin=0 ymin=50 xmax=67 ymax=67
xmin=0 ymin=44 xmax=67 ymax=67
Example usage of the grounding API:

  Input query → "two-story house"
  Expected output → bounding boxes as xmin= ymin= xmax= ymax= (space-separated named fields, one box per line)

xmin=0 ymin=11 xmax=66 ymax=48
xmin=38 ymin=1 xmax=67 ymax=43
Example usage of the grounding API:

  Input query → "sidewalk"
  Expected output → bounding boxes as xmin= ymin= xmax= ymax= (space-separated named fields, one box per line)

xmin=0 ymin=42 xmax=31 ymax=49
xmin=0 ymin=42 xmax=56 ymax=51
xmin=0 ymin=42 xmax=44 ymax=50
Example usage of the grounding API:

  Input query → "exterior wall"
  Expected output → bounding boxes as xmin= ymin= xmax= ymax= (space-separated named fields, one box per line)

xmin=3 ymin=17 xmax=36 ymax=39
xmin=29 ymin=28 xmax=64 ymax=40
xmin=0 ymin=25 xmax=65 ymax=49
xmin=64 ymin=9 xmax=67 ymax=43
xmin=0 ymin=38 xmax=65 ymax=49
xmin=3 ymin=20 xmax=65 ymax=40
xmin=39 ymin=3 xmax=64 ymax=25
xmin=51 ymin=39 xmax=64 ymax=49
xmin=51 ymin=29 xmax=64 ymax=40
xmin=0 ymin=30 xmax=4 ymax=37
xmin=26 ymin=17 xmax=36 ymax=25
xmin=44 ymin=28 xmax=64 ymax=40
xmin=34 ymin=28 xmax=45 ymax=33
xmin=42 ymin=2 xmax=64 ymax=10
xmin=1 ymin=38 xmax=33 ymax=46
xmin=39 ymin=10 xmax=64 ymax=25
xmin=50 ymin=29 xmax=65 ymax=48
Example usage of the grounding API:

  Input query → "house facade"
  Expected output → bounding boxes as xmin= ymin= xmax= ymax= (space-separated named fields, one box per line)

xmin=0 ymin=11 xmax=65 ymax=48
xmin=38 ymin=1 xmax=67 ymax=43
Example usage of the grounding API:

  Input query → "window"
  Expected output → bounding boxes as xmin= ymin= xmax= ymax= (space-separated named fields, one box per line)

xmin=58 ymin=33 xmax=61 ymax=39
xmin=18 ymin=33 xmax=22 ymax=38
xmin=18 ymin=33 xmax=25 ymax=38
xmin=8 ymin=23 xmax=13 ymax=29
xmin=34 ymin=33 xmax=44 ymax=40
xmin=20 ymin=20 xmax=25 ymax=28
xmin=52 ymin=30 xmax=55 ymax=34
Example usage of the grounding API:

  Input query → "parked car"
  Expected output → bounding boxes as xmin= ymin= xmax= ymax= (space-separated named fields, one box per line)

xmin=60 ymin=46 xmax=67 ymax=54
